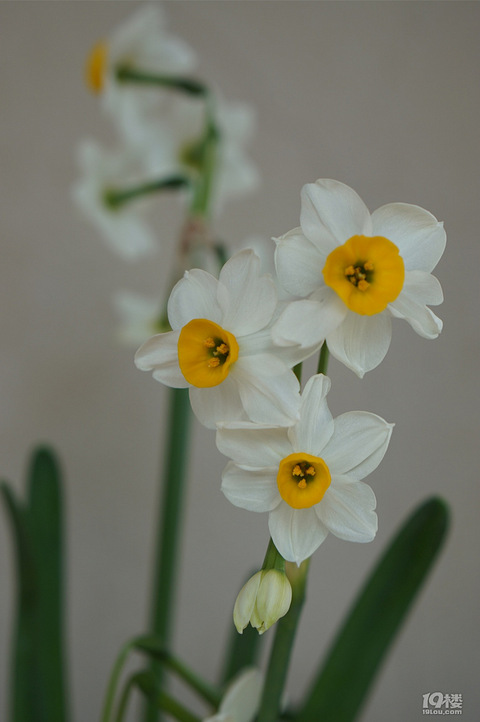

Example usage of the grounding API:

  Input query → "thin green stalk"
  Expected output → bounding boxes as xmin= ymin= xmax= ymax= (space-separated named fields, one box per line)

xmin=137 ymin=672 xmax=202 ymax=722
xmin=100 ymin=639 xmax=136 ymax=722
xmin=152 ymin=692 xmax=201 ymax=722
xmin=114 ymin=673 xmax=138 ymax=722
xmin=317 ymin=343 xmax=330 ymax=375
xmin=103 ymin=176 xmax=190 ymax=210
xmin=262 ymin=537 xmax=286 ymax=572
xmin=143 ymin=388 xmax=192 ymax=722
xmin=115 ymin=66 xmax=208 ymax=96
xmin=189 ymin=116 xmax=220 ymax=219
xmin=134 ymin=636 xmax=221 ymax=707
xmin=257 ymin=560 xmax=310 ymax=722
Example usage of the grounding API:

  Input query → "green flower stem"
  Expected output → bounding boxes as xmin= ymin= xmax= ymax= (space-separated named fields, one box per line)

xmin=255 ymin=348 xmax=328 ymax=721
xmin=143 ymin=388 xmax=192 ymax=722
xmin=151 ymin=692 xmax=201 ymax=722
xmin=100 ymin=639 xmax=136 ymax=722
xmin=115 ymin=65 xmax=208 ymax=96
xmin=114 ymin=673 xmax=138 ymax=722
xmin=134 ymin=636 xmax=221 ymax=708
xmin=317 ymin=343 xmax=330 ymax=376
xmin=136 ymin=672 xmax=202 ymax=722
xmin=149 ymin=691 xmax=201 ymax=722
xmin=257 ymin=559 xmax=310 ymax=722
xmin=262 ymin=536 xmax=286 ymax=572
xmin=103 ymin=176 xmax=190 ymax=210
xmin=189 ymin=115 xmax=220 ymax=219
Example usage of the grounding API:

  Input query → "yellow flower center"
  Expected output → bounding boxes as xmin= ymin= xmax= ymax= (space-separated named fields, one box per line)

xmin=86 ymin=41 xmax=108 ymax=94
xmin=322 ymin=235 xmax=405 ymax=315
xmin=177 ymin=319 xmax=239 ymax=388
xmin=277 ymin=453 xmax=331 ymax=509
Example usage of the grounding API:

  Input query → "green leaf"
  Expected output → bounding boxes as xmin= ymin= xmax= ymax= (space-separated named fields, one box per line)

xmin=0 ymin=446 xmax=69 ymax=722
xmin=26 ymin=446 xmax=69 ymax=722
xmin=0 ymin=482 xmax=37 ymax=722
xmin=135 ymin=671 xmax=202 ymax=722
xmin=134 ymin=635 xmax=221 ymax=707
xmin=296 ymin=497 xmax=450 ymax=722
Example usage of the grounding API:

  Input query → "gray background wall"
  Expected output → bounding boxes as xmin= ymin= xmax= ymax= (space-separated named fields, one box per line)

xmin=1 ymin=2 xmax=479 ymax=720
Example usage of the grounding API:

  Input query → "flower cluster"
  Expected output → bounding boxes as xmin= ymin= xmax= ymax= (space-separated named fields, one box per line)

xmin=73 ymin=4 xmax=260 ymax=357
xmin=135 ymin=175 xmax=445 ymax=630
xmin=73 ymin=4 xmax=259 ymax=263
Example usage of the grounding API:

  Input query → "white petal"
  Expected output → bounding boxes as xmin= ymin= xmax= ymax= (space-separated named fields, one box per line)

xmin=134 ymin=331 xmax=189 ymax=388
xmin=322 ymin=412 xmax=393 ymax=480
xmin=269 ymin=503 xmax=329 ymax=565
xmin=216 ymin=424 xmax=290 ymax=467
xmin=288 ymin=374 xmax=334 ymax=455
xmin=189 ymin=377 xmax=245 ymax=429
xmin=167 ymin=269 xmax=222 ymax=330
xmin=316 ymin=480 xmax=377 ymax=542
xmin=388 ymin=271 xmax=444 ymax=339
xmin=221 ymin=462 xmax=281 ymax=512
xmin=234 ymin=356 xmax=300 ymax=426
xmin=218 ymin=250 xmax=277 ymax=336
xmin=218 ymin=668 xmax=264 ymax=722
xmin=327 ymin=312 xmax=392 ymax=377
xmin=239 ymin=326 xmax=322 ymax=368
xmin=274 ymin=228 xmax=325 ymax=298
xmin=300 ymin=179 xmax=372 ymax=252
xmin=371 ymin=203 xmax=446 ymax=273
xmin=271 ymin=292 xmax=347 ymax=348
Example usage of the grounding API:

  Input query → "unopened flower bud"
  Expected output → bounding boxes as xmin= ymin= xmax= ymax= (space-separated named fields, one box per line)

xmin=233 ymin=571 xmax=263 ymax=634
xmin=255 ymin=569 xmax=292 ymax=634
xmin=233 ymin=569 xmax=292 ymax=635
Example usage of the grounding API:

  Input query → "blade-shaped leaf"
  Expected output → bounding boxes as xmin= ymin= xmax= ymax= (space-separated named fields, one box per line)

xmin=296 ymin=497 xmax=449 ymax=722
xmin=134 ymin=635 xmax=221 ymax=707
xmin=26 ymin=446 xmax=69 ymax=722
xmin=0 ymin=482 xmax=37 ymax=722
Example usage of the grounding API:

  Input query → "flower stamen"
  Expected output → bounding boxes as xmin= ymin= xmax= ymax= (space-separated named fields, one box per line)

xmin=323 ymin=235 xmax=405 ymax=315
xmin=344 ymin=261 xmax=374 ymax=291
xmin=277 ymin=453 xmax=331 ymax=509
xmin=178 ymin=318 xmax=239 ymax=388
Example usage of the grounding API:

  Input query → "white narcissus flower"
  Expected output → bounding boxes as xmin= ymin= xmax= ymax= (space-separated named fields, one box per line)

xmin=126 ymin=94 xmax=260 ymax=214
xmin=233 ymin=569 xmax=292 ymax=635
xmin=204 ymin=668 xmax=263 ymax=722
xmin=273 ymin=179 xmax=446 ymax=376
xmin=217 ymin=374 xmax=393 ymax=565
xmin=72 ymin=140 xmax=158 ymax=260
xmin=135 ymin=250 xmax=315 ymax=429
xmin=85 ymin=4 xmax=197 ymax=135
